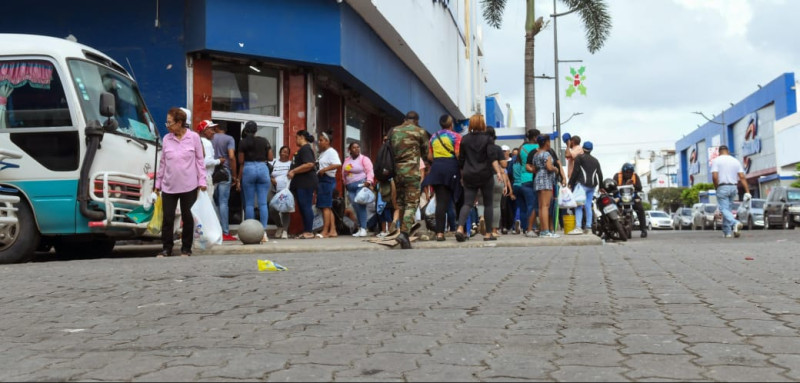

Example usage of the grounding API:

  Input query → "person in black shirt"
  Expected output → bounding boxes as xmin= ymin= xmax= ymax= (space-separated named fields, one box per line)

xmin=236 ymin=121 xmax=273 ymax=243
xmin=455 ymin=114 xmax=505 ymax=242
xmin=567 ymin=141 xmax=602 ymax=234
xmin=287 ymin=130 xmax=319 ymax=239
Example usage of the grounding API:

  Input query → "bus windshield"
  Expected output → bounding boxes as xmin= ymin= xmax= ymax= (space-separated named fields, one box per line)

xmin=68 ymin=59 xmax=157 ymax=142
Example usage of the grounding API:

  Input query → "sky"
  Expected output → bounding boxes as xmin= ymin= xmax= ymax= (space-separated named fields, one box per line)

xmin=480 ymin=0 xmax=800 ymax=180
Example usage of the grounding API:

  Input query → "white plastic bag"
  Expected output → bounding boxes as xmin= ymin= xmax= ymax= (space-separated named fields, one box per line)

xmin=270 ymin=187 xmax=295 ymax=213
xmin=572 ymin=185 xmax=587 ymax=206
xmin=558 ymin=187 xmax=578 ymax=208
xmin=354 ymin=186 xmax=375 ymax=205
xmin=424 ymin=195 xmax=437 ymax=216
xmin=190 ymin=191 xmax=222 ymax=250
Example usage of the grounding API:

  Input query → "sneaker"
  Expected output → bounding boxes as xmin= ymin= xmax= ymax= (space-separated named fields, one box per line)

xmin=352 ymin=228 xmax=368 ymax=237
xmin=222 ymin=233 xmax=237 ymax=242
xmin=525 ymin=230 xmax=539 ymax=238
xmin=513 ymin=221 xmax=522 ymax=234
xmin=568 ymin=228 xmax=584 ymax=236
xmin=723 ymin=233 xmax=733 ymax=238
xmin=280 ymin=231 xmax=288 ymax=240
xmin=274 ymin=228 xmax=283 ymax=239
xmin=540 ymin=231 xmax=560 ymax=238
xmin=376 ymin=231 xmax=388 ymax=238
xmin=733 ymin=222 xmax=742 ymax=238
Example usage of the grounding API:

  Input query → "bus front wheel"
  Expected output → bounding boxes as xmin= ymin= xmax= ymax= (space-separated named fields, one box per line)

xmin=0 ymin=200 xmax=39 ymax=264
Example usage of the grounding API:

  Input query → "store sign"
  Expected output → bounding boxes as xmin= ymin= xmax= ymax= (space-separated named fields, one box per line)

xmin=708 ymin=146 xmax=720 ymax=167
xmin=688 ymin=144 xmax=700 ymax=175
xmin=741 ymin=113 xmax=761 ymax=173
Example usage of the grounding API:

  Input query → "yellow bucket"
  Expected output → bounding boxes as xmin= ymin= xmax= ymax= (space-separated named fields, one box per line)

xmin=563 ymin=214 xmax=576 ymax=234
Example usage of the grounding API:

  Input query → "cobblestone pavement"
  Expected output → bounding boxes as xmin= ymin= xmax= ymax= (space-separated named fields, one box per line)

xmin=1 ymin=229 xmax=800 ymax=381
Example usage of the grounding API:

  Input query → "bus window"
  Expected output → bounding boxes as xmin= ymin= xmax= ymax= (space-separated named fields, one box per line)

xmin=0 ymin=60 xmax=72 ymax=129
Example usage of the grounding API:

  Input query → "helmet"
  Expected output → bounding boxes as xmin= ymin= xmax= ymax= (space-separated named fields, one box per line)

xmin=602 ymin=178 xmax=618 ymax=193
xmin=622 ymin=163 xmax=635 ymax=173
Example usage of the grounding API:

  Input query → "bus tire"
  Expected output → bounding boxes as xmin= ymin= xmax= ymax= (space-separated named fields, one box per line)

xmin=0 ymin=200 xmax=39 ymax=264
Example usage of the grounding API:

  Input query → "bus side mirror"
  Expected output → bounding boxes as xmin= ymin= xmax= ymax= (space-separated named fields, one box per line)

xmin=100 ymin=92 xmax=115 ymax=118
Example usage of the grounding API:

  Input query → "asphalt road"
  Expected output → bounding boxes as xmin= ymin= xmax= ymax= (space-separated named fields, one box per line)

xmin=2 ymin=229 xmax=799 ymax=381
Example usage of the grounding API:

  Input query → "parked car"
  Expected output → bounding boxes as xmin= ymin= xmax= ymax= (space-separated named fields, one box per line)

xmin=692 ymin=203 xmax=718 ymax=230
xmin=713 ymin=201 xmax=740 ymax=230
xmin=737 ymin=198 xmax=766 ymax=230
xmin=671 ymin=207 xmax=693 ymax=230
xmin=646 ymin=210 xmax=673 ymax=230
xmin=765 ymin=186 xmax=800 ymax=229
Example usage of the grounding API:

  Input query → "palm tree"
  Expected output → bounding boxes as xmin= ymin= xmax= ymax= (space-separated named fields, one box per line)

xmin=482 ymin=0 xmax=612 ymax=130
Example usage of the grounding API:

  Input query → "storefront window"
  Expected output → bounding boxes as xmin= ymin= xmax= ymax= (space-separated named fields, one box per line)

xmin=345 ymin=106 xmax=367 ymax=150
xmin=212 ymin=62 xmax=279 ymax=117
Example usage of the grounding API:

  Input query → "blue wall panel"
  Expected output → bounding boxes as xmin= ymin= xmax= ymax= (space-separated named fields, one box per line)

xmin=199 ymin=0 xmax=341 ymax=66
xmin=1 ymin=0 xmax=188 ymax=137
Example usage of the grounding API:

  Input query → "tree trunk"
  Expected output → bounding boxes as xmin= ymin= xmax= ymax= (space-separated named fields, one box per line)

xmin=524 ymin=0 xmax=536 ymax=130
xmin=524 ymin=32 xmax=535 ymax=130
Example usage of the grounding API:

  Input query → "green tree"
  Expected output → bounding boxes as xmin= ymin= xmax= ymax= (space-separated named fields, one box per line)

xmin=481 ymin=0 xmax=612 ymax=129
xmin=649 ymin=187 xmax=686 ymax=212
xmin=680 ymin=183 xmax=715 ymax=206
xmin=791 ymin=163 xmax=800 ymax=188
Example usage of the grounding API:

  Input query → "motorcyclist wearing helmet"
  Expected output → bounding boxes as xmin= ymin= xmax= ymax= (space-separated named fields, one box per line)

xmin=613 ymin=163 xmax=647 ymax=238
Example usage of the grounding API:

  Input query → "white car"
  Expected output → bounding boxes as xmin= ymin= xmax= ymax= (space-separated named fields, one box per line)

xmin=645 ymin=210 xmax=674 ymax=230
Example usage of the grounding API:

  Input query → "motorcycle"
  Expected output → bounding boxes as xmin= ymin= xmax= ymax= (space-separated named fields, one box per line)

xmin=615 ymin=184 xmax=637 ymax=239
xmin=592 ymin=179 xmax=628 ymax=241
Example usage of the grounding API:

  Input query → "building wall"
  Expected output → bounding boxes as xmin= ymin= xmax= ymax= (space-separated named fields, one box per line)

xmin=675 ymin=73 xmax=797 ymax=193
xmin=2 ymin=0 xmax=189 ymax=137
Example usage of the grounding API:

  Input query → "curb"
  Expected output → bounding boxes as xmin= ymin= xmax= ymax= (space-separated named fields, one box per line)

xmin=192 ymin=234 xmax=602 ymax=255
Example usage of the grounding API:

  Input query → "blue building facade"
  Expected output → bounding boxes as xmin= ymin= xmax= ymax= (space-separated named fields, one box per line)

xmin=675 ymin=73 xmax=797 ymax=198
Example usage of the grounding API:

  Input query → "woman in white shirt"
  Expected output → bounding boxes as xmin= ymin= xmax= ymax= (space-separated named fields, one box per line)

xmin=196 ymin=120 xmax=222 ymax=200
xmin=269 ymin=146 xmax=292 ymax=239
xmin=316 ymin=132 xmax=342 ymax=238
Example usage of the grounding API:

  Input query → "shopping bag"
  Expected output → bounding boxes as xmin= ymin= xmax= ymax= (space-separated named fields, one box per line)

xmin=354 ymin=186 xmax=375 ymax=205
xmin=558 ymin=187 xmax=577 ymax=208
xmin=127 ymin=205 xmax=154 ymax=224
xmin=146 ymin=195 xmax=163 ymax=235
xmin=190 ymin=191 xmax=223 ymax=249
xmin=572 ymin=185 xmax=587 ymax=206
xmin=270 ymin=187 xmax=295 ymax=213
xmin=424 ymin=195 xmax=437 ymax=216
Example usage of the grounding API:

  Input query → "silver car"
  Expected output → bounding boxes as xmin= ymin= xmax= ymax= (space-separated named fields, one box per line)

xmin=671 ymin=207 xmax=692 ymax=230
xmin=737 ymin=198 xmax=766 ymax=230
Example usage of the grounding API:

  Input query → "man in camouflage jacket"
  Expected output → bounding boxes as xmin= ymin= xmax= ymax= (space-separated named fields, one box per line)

xmin=390 ymin=111 xmax=429 ymax=249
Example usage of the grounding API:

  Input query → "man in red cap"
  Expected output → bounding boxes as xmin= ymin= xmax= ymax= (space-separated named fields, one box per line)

xmin=196 ymin=120 xmax=224 ymax=200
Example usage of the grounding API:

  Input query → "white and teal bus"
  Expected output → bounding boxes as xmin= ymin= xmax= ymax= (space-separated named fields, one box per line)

xmin=0 ymin=34 xmax=160 ymax=263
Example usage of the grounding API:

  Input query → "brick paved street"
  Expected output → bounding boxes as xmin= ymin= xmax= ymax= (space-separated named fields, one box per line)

xmin=1 ymin=229 xmax=799 ymax=381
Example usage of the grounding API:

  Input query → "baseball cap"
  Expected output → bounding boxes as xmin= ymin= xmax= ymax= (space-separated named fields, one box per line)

xmin=582 ymin=141 xmax=593 ymax=151
xmin=501 ymin=145 xmax=510 ymax=151
xmin=195 ymin=120 xmax=218 ymax=133
xmin=179 ymin=107 xmax=192 ymax=126
xmin=562 ymin=132 xmax=571 ymax=143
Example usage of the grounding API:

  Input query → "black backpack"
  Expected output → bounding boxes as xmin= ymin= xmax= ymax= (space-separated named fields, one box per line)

xmin=374 ymin=129 xmax=396 ymax=182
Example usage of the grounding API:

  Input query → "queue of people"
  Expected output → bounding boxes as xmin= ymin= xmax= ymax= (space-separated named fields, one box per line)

xmin=152 ymin=106 xmax=609 ymax=256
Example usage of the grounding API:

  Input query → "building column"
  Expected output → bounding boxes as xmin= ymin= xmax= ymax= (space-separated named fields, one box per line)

xmin=284 ymin=71 xmax=308 ymax=235
xmin=191 ymin=57 xmax=213 ymax=124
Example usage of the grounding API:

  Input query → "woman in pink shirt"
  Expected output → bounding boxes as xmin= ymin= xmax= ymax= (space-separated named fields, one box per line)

xmin=342 ymin=141 xmax=374 ymax=237
xmin=154 ymin=107 xmax=207 ymax=257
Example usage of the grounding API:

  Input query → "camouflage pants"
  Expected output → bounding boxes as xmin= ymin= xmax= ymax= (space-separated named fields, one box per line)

xmin=394 ymin=175 xmax=421 ymax=234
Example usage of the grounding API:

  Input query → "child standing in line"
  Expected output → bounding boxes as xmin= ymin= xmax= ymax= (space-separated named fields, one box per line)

xmin=376 ymin=178 xmax=399 ymax=237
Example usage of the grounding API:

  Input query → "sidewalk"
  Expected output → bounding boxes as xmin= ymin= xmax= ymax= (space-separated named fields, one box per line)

xmin=193 ymin=230 xmax=602 ymax=256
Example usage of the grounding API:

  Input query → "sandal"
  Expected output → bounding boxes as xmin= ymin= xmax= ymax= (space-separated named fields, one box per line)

xmin=298 ymin=233 xmax=315 ymax=239
xmin=455 ymin=231 xmax=466 ymax=243
xmin=435 ymin=234 xmax=446 ymax=242
xmin=483 ymin=235 xmax=497 ymax=241
xmin=156 ymin=251 xmax=172 ymax=258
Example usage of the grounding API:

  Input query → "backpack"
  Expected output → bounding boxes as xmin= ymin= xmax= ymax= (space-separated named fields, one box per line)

xmin=374 ymin=129 xmax=396 ymax=182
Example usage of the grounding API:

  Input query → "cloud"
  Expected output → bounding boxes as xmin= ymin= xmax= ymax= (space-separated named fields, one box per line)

xmin=480 ymin=0 xmax=799 ymax=179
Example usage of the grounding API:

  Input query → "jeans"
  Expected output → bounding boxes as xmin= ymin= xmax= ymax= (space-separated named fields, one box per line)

xmin=717 ymin=184 xmax=739 ymax=235
xmin=574 ymin=184 xmax=595 ymax=230
xmin=293 ymin=187 xmax=315 ymax=233
xmin=242 ymin=162 xmax=270 ymax=229
xmin=513 ymin=182 xmax=537 ymax=232
xmin=346 ymin=181 xmax=368 ymax=229
xmin=213 ymin=168 xmax=232 ymax=234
